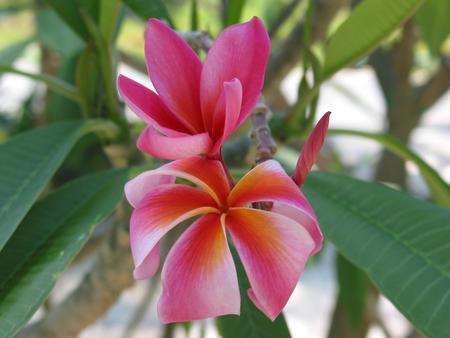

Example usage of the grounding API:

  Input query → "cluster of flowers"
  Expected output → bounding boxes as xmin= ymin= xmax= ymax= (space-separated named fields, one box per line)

xmin=118 ymin=17 xmax=330 ymax=323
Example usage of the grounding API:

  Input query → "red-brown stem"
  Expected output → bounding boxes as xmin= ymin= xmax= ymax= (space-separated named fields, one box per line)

xmin=250 ymin=97 xmax=277 ymax=164
xmin=250 ymin=98 xmax=277 ymax=211
xmin=207 ymin=151 xmax=235 ymax=188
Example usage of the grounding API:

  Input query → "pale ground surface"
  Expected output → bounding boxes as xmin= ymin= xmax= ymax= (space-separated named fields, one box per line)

xmin=2 ymin=54 xmax=450 ymax=338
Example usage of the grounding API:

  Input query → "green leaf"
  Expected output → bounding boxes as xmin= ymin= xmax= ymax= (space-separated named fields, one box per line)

xmin=190 ymin=0 xmax=199 ymax=31
xmin=303 ymin=172 xmax=450 ymax=338
xmin=0 ymin=38 xmax=32 ymax=67
xmin=45 ymin=0 xmax=99 ymax=41
xmin=0 ymin=168 xmax=129 ymax=337
xmin=0 ymin=66 xmax=80 ymax=103
xmin=321 ymin=0 xmax=424 ymax=80
xmin=328 ymin=129 xmax=450 ymax=208
xmin=0 ymin=3 xmax=30 ymax=17
xmin=224 ymin=0 xmax=246 ymax=27
xmin=123 ymin=0 xmax=174 ymax=27
xmin=76 ymin=46 xmax=100 ymax=117
xmin=336 ymin=254 xmax=369 ymax=327
xmin=37 ymin=9 xmax=84 ymax=57
xmin=416 ymin=0 xmax=450 ymax=55
xmin=216 ymin=247 xmax=291 ymax=338
xmin=0 ymin=121 xmax=86 ymax=251
xmin=99 ymin=0 xmax=122 ymax=43
xmin=45 ymin=52 xmax=84 ymax=122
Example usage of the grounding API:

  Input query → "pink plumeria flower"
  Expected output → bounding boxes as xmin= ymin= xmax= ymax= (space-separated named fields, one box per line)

xmin=118 ymin=17 xmax=270 ymax=160
xmin=124 ymin=113 xmax=330 ymax=323
xmin=125 ymin=158 xmax=319 ymax=323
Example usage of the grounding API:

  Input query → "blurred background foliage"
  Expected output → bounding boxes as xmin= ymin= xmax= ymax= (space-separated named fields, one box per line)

xmin=0 ymin=0 xmax=449 ymax=338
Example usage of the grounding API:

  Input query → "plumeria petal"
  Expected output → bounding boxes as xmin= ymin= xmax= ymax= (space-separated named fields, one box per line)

xmin=117 ymin=75 xmax=188 ymax=136
xmin=227 ymin=159 xmax=323 ymax=254
xmin=271 ymin=201 xmax=323 ymax=255
xmin=200 ymin=17 xmax=270 ymax=131
xmin=225 ymin=208 xmax=314 ymax=320
xmin=228 ymin=160 xmax=307 ymax=210
xmin=130 ymin=184 xmax=218 ymax=277
xmin=293 ymin=112 xmax=331 ymax=186
xmin=145 ymin=19 xmax=203 ymax=132
xmin=158 ymin=214 xmax=240 ymax=322
xmin=125 ymin=157 xmax=230 ymax=207
xmin=210 ymin=78 xmax=243 ymax=155
xmin=125 ymin=173 xmax=174 ymax=209
xmin=133 ymin=243 xmax=160 ymax=280
xmin=137 ymin=126 xmax=213 ymax=160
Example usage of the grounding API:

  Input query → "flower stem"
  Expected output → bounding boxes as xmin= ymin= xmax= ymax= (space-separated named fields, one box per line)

xmin=207 ymin=151 xmax=235 ymax=188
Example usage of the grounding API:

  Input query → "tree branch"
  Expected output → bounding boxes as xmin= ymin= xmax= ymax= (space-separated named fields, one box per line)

xmin=120 ymin=277 xmax=160 ymax=338
xmin=417 ymin=56 xmax=450 ymax=112
xmin=17 ymin=214 xmax=134 ymax=338
xmin=268 ymin=0 xmax=303 ymax=37
xmin=250 ymin=97 xmax=277 ymax=163
xmin=178 ymin=30 xmax=213 ymax=52
xmin=264 ymin=0 xmax=348 ymax=101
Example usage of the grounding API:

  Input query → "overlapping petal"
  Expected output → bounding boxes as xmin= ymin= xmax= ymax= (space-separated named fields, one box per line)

xmin=225 ymin=208 xmax=314 ymax=320
xmin=130 ymin=184 xmax=218 ymax=275
xmin=158 ymin=214 xmax=240 ymax=322
xmin=293 ymin=112 xmax=331 ymax=186
xmin=125 ymin=157 xmax=230 ymax=207
xmin=145 ymin=19 xmax=203 ymax=132
xmin=200 ymin=17 xmax=270 ymax=131
xmin=210 ymin=78 xmax=243 ymax=154
xmin=228 ymin=160 xmax=308 ymax=209
xmin=271 ymin=201 xmax=323 ymax=255
xmin=117 ymin=75 xmax=188 ymax=136
xmin=137 ymin=126 xmax=213 ymax=160
xmin=133 ymin=243 xmax=161 ymax=280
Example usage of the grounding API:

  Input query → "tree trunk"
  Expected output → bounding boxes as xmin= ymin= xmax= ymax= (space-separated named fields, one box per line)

xmin=327 ymin=289 xmax=376 ymax=338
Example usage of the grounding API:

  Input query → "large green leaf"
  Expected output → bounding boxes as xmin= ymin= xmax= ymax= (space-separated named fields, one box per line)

xmin=46 ymin=53 xmax=84 ymax=122
xmin=0 ymin=38 xmax=32 ymax=67
xmin=45 ymin=0 xmax=99 ymax=41
xmin=321 ymin=0 xmax=423 ymax=80
xmin=328 ymin=129 xmax=450 ymax=208
xmin=0 ymin=66 xmax=80 ymax=102
xmin=37 ymin=9 xmax=84 ymax=57
xmin=99 ymin=0 xmax=122 ymax=43
xmin=416 ymin=0 xmax=450 ymax=55
xmin=216 ymin=247 xmax=291 ymax=338
xmin=123 ymin=0 xmax=173 ymax=27
xmin=0 ymin=168 xmax=129 ymax=338
xmin=0 ymin=122 xmax=86 ymax=251
xmin=303 ymin=172 xmax=450 ymax=338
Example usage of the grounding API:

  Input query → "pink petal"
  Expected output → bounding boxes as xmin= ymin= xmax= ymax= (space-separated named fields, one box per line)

xmin=293 ymin=112 xmax=331 ymax=186
xmin=133 ymin=243 xmax=160 ymax=280
xmin=125 ymin=157 xmax=231 ymax=208
xmin=117 ymin=75 xmax=188 ymax=136
xmin=271 ymin=201 xmax=323 ymax=255
xmin=130 ymin=184 xmax=218 ymax=277
xmin=200 ymin=17 xmax=270 ymax=131
xmin=145 ymin=19 xmax=203 ymax=132
xmin=228 ymin=160 xmax=307 ymax=210
xmin=125 ymin=173 xmax=174 ymax=209
xmin=225 ymin=208 xmax=314 ymax=320
xmin=137 ymin=126 xmax=213 ymax=160
xmin=158 ymin=214 xmax=240 ymax=322
xmin=210 ymin=78 xmax=243 ymax=155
